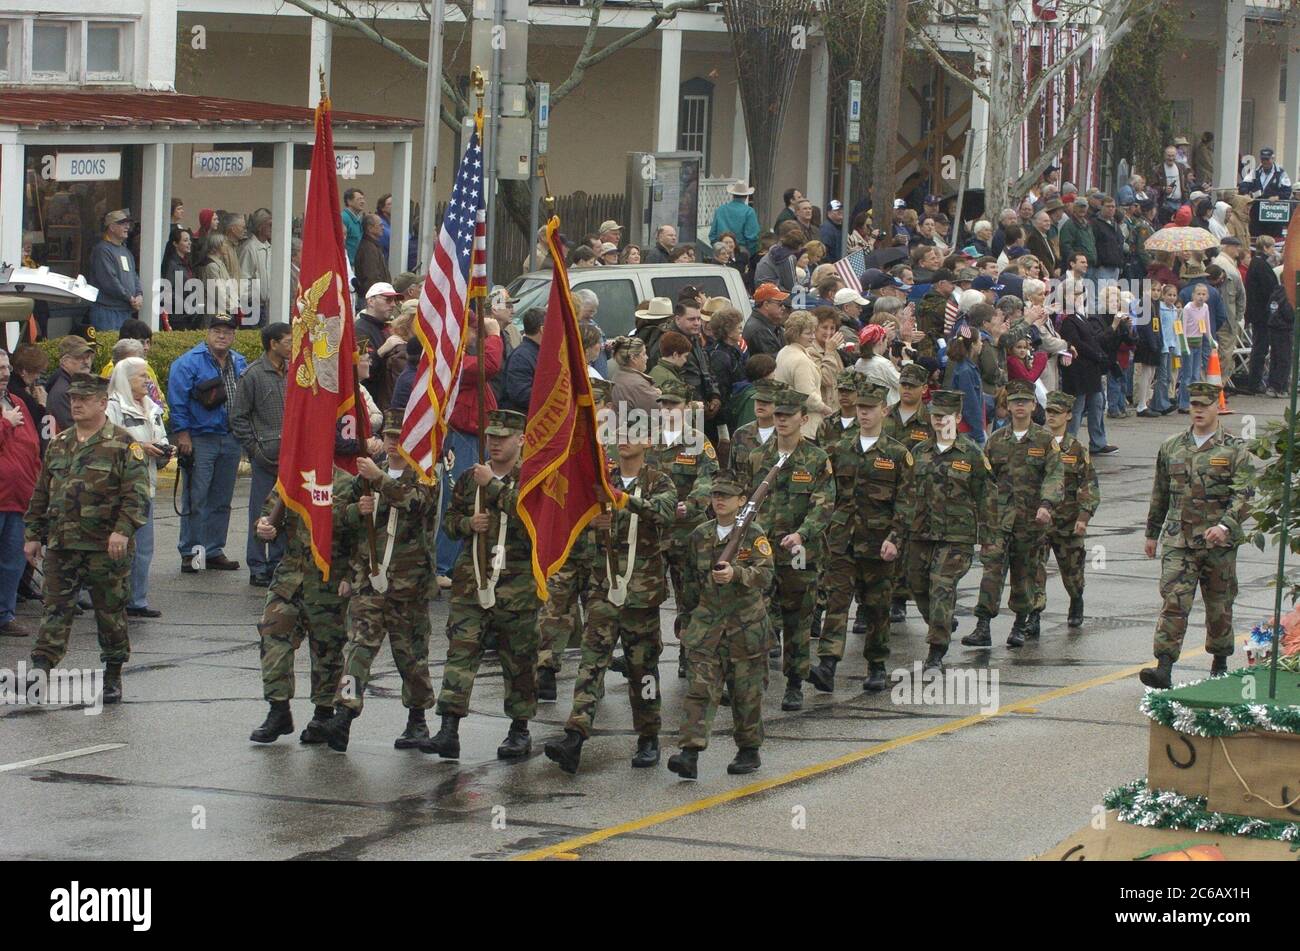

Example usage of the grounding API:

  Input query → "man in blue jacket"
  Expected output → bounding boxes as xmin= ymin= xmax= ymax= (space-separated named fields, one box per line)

xmin=168 ymin=315 xmax=248 ymax=573
xmin=501 ymin=307 xmax=543 ymax=413
xmin=709 ymin=181 xmax=759 ymax=256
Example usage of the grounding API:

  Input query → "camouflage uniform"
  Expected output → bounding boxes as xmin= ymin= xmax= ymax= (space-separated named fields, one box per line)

xmin=678 ymin=513 xmax=775 ymax=752
xmin=820 ymin=394 xmax=911 ymax=665
xmin=1035 ymin=408 xmax=1100 ymax=611
xmin=256 ymin=471 xmax=353 ymax=707
xmin=1145 ymin=416 xmax=1254 ymax=662
xmin=26 ymin=414 xmax=150 ymax=667
xmin=335 ymin=467 xmax=438 ymax=714
xmin=883 ymin=366 xmax=933 ymax=608
xmin=975 ymin=390 xmax=1064 ymax=621
xmin=747 ymin=398 xmax=835 ymax=683
xmin=565 ymin=464 xmax=677 ymax=738
xmin=816 ymin=369 xmax=861 ymax=449
xmin=726 ymin=379 xmax=779 ymax=494
xmin=898 ymin=391 xmax=998 ymax=650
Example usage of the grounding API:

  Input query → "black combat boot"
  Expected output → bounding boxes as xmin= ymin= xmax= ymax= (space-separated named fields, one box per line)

xmin=890 ymin=599 xmax=907 ymax=624
xmin=394 ymin=708 xmax=429 ymax=749
xmin=1026 ymin=611 xmax=1042 ymax=639
xmin=1006 ymin=614 xmax=1028 ymax=648
xmin=727 ymin=747 xmax=761 ymax=775
xmin=1067 ymin=596 xmax=1084 ymax=628
xmin=544 ymin=730 xmax=585 ymax=774
xmin=420 ymin=713 xmax=461 ymax=758
xmin=862 ymin=662 xmax=888 ymax=692
xmin=323 ymin=705 xmax=356 ymax=752
xmin=537 ymin=667 xmax=558 ymax=702
xmin=781 ymin=675 xmax=804 ymax=711
xmin=922 ymin=645 xmax=945 ymax=674
xmin=249 ymin=700 xmax=294 ymax=743
xmin=1209 ymin=655 xmax=1229 ymax=678
xmin=299 ymin=705 xmax=333 ymax=744
xmin=808 ymin=656 xmax=837 ymax=693
xmin=102 ymin=662 xmax=123 ymax=704
xmin=26 ymin=656 xmax=51 ymax=704
xmin=961 ymin=614 xmax=992 ymax=647
xmin=1138 ymin=656 xmax=1174 ymax=690
xmin=667 ymin=747 xmax=699 ymax=779
xmin=631 ymin=735 xmax=660 ymax=768
xmin=497 ymin=718 xmax=532 ymax=759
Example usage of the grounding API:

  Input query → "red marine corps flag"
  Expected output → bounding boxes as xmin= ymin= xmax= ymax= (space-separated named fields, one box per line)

xmin=274 ymin=88 xmax=365 ymax=580
xmin=517 ymin=217 xmax=623 ymax=600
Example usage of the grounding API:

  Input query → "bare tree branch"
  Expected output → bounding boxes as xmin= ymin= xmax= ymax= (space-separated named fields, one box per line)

xmin=907 ymin=22 xmax=986 ymax=101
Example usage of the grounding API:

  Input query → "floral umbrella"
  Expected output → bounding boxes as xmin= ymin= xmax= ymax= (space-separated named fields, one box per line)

xmin=1143 ymin=227 xmax=1220 ymax=254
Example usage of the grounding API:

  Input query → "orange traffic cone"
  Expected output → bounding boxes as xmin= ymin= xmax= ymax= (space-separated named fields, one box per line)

xmin=1206 ymin=344 xmax=1232 ymax=415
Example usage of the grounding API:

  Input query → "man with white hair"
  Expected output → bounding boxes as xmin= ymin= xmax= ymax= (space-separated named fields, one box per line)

xmin=991 ymin=209 xmax=1020 ymax=258
xmin=571 ymin=288 xmax=608 ymax=377
xmin=969 ymin=220 xmax=993 ymax=256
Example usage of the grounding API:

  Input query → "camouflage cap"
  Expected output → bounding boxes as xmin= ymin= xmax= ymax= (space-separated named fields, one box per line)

xmin=928 ymin=389 xmax=964 ymax=416
xmin=382 ymin=407 xmax=404 ymax=436
xmin=589 ymin=377 xmax=613 ymax=403
xmin=655 ymin=378 xmax=691 ymax=404
xmin=1045 ymin=390 xmax=1075 ymax=413
xmin=1188 ymin=381 xmax=1221 ymax=406
xmin=772 ymin=386 xmax=809 ymax=415
xmin=67 ymin=373 xmax=108 ymax=398
xmin=484 ymin=409 xmax=527 ymax=436
xmin=1005 ymin=379 xmax=1036 ymax=402
xmin=855 ymin=382 xmax=891 ymax=406
xmin=898 ymin=363 xmax=929 ymax=387
xmin=835 ymin=368 xmax=860 ymax=391
xmin=710 ymin=470 xmax=748 ymax=496
xmin=752 ymin=378 xmax=781 ymax=403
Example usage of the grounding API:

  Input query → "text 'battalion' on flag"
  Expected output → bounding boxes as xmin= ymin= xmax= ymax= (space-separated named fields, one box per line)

xmin=398 ymin=111 xmax=488 ymax=480
xmin=516 ymin=217 xmax=623 ymax=600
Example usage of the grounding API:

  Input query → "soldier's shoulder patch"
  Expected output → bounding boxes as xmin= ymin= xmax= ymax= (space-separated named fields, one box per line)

xmin=873 ymin=457 xmax=896 ymax=470
xmin=1061 ymin=453 xmax=1078 ymax=465
xmin=1209 ymin=455 xmax=1231 ymax=467
xmin=982 ymin=454 xmax=992 ymax=472
xmin=1027 ymin=446 xmax=1046 ymax=457
xmin=128 ymin=442 xmax=145 ymax=461
xmin=1050 ymin=439 xmax=1061 ymax=452
xmin=754 ymin=535 xmax=773 ymax=557
xmin=674 ymin=452 xmax=697 ymax=466
xmin=951 ymin=459 xmax=972 ymax=473
xmin=703 ymin=440 xmax=717 ymax=460
xmin=825 ymin=458 xmax=833 ymax=476
xmin=904 ymin=450 xmax=914 ymax=466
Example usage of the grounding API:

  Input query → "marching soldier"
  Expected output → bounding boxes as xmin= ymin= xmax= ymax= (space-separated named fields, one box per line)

xmin=1139 ymin=382 xmax=1254 ymax=688
xmin=728 ymin=378 xmax=778 ymax=473
xmin=668 ymin=471 xmax=775 ymax=779
xmin=320 ymin=409 xmax=439 ymax=752
xmin=816 ymin=369 xmax=861 ymax=448
xmin=884 ymin=363 xmax=933 ymax=624
xmin=809 ymin=382 xmax=911 ymax=694
xmin=23 ymin=374 xmax=149 ymax=704
xmin=1037 ymin=390 xmax=1100 ymax=628
xmin=423 ymin=409 xmax=541 ymax=759
xmin=898 ymin=390 xmax=998 ymax=673
xmin=963 ymin=379 xmax=1063 ymax=649
xmin=544 ymin=430 xmax=677 ymax=773
xmin=747 ymin=385 xmax=835 ymax=710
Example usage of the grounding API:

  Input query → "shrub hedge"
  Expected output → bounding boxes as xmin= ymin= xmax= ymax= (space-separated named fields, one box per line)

xmin=38 ymin=330 xmax=264 ymax=392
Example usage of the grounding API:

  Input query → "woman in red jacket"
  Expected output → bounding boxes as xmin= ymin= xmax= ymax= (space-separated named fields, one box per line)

xmin=0 ymin=349 xmax=41 ymax=636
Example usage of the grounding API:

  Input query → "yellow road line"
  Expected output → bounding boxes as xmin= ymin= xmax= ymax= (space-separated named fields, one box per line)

xmin=515 ymin=647 xmax=1216 ymax=861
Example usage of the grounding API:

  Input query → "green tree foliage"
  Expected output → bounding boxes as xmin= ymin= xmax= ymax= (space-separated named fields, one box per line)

xmin=1099 ymin=3 xmax=1183 ymax=177
xmin=1245 ymin=411 xmax=1300 ymax=603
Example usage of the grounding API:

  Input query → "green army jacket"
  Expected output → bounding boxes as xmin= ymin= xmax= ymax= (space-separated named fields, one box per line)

xmin=1146 ymin=428 xmax=1254 ymax=549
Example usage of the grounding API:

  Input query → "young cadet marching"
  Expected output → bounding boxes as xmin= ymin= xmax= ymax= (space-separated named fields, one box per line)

xmin=248 ymin=467 xmax=355 ymax=744
xmin=644 ymin=378 xmax=718 ymax=650
xmin=962 ymin=379 xmax=1063 ymax=649
xmin=320 ymin=408 xmax=439 ymax=753
xmin=544 ymin=430 xmax=678 ymax=774
xmin=747 ymin=384 xmax=835 ymax=710
xmin=809 ymin=382 xmax=911 ymax=694
xmin=24 ymin=374 xmax=149 ymax=705
xmin=817 ymin=369 xmax=862 ymax=447
xmin=1139 ymin=382 xmax=1254 ymax=688
xmin=423 ymin=409 xmax=541 ymax=760
xmin=729 ymin=377 xmax=779 ymax=471
xmin=668 ymin=470 xmax=775 ymax=779
xmin=1037 ymin=390 xmax=1100 ymax=628
xmin=883 ymin=363 xmax=934 ymax=623
xmin=897 ymin=390 xmax=998 ymax=673
xmin=535 ymin=378 xmax=614 ymax=701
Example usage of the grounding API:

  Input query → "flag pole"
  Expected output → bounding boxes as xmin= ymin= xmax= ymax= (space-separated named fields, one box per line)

xmin=472 ymin=66 xmax=490 ymax=593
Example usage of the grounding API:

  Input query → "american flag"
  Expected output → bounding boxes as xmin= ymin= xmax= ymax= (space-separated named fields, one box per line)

xmin=399 ymin=112 xmax=487 ymax=480
xmin=835 ymin=249 xmax=868 ymax=294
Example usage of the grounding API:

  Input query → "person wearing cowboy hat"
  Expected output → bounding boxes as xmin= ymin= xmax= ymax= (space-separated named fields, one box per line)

xmin=632 ymin=297 xmax=675 ymax=369
xmin=709 ymin=180 xmax=759 ymax=256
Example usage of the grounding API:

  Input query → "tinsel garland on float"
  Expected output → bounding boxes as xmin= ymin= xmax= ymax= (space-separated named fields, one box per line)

xmin=1104 ymin=779 xmax=1300 ymax=844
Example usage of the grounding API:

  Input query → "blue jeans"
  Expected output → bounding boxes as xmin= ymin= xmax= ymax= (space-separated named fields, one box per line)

xmin=129 ymin=500 xmax=154 ymax=610
xmin=1176 ymin=342 xmax=1205 ymax=410
xmin=436 ymin=428 xmax=481 ymax=577
xmin=0 ymin=511 xmax=24 ymax=624
xmin=1150 ymin=353 xmax=1173 ymax=413
xmin=178 ymin=431 xmax=242 ymax=560
xmin=1069 ymin=389 xmax=1108 ymax=452
xmin=246 ymin=459 xmax=285 ymax=579
xmin=1106 ymin=372 xmax=1127 ymax=415
xmin=89 ymin=304 xmax=131 ymax=331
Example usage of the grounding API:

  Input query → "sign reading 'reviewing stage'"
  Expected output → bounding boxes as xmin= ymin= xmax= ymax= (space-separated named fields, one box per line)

xmin=192 ymin=151 xmax=254 ymax=178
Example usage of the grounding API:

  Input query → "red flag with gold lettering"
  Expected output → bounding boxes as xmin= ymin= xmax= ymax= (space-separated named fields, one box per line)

xmin=517 ymin=217 xmax=623 ymax=599
xmin=274 ymin=92 xmax=363 ymax=580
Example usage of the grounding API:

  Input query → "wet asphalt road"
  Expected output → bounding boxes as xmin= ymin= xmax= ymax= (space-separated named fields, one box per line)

xmin=0 ymin=395 xmax=1289 ymax=861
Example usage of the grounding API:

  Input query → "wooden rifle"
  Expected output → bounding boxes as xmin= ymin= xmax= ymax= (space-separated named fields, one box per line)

xmin=714 ymin=457 xmax=782 ymax=570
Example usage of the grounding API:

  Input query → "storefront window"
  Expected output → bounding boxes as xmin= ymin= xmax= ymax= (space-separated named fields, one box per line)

xmin=31 ymin=23 xmax=69 ymax=79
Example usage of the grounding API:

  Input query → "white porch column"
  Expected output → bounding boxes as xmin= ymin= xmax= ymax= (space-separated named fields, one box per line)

xmin=139 ymin=143 xmax=167 ymax=331
xmin=269 ymin=142 xmax=294 ymax=323
xmin=805 ymin=38 xmax=829 ymax=208
xmin=967 ymin=52 xmax=990 ymax=191
xmin=1286 ymin=30 xmax=1300 ymax=172
xmin=309 ymin=17 xmax=334 ymax=107
xmin=389 ymin=139 xmax=412 ymax=277
xmin=731 ymin=84 xmax=750 ymax=182
xmin=1215 ymin=0 xmax=1246 ymax=189
xmin=1 ymin=135 xmax=23 ymax=350
xmin=144 ymin=0 xmax=177 ymax=90
xmin=656 ymin=26 xmax=682 ymax=153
